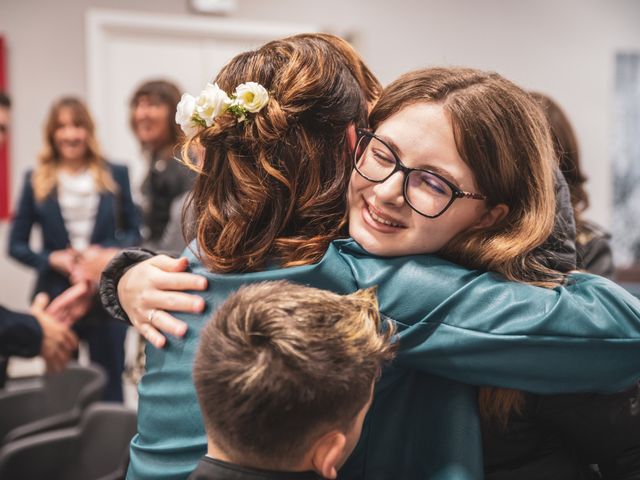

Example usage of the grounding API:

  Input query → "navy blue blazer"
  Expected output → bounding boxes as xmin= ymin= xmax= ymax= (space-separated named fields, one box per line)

xmin=8 ymin=162 xmax=141 ymax=303
xmin=0 ymin=305 xmax=42 ymax=357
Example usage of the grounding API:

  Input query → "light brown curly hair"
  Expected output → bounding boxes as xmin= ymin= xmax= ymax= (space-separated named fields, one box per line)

xmin=184 ymin=34 xmax=379 ymax=273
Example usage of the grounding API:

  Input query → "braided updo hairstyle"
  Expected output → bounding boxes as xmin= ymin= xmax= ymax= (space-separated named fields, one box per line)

xmin=185 ymin=34 xmax=371 ymax=273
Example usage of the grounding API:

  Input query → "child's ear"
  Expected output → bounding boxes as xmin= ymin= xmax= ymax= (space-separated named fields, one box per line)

xmin=310 ymin=431 xmax=346 ymax=479
xmin=473 ymin=203 xmax=509 ymax=230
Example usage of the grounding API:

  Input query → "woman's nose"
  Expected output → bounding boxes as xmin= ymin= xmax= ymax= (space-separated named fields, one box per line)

xmin=59 ymin=126 xmax=74 ymax=138
xmin=133 ymin=105 xmax=147 ymax=120
xmin=373 ymin=171 xmax=405 ymax=207
xmin=135 ymin=105 xmax=151 ymax=117
xmin=65 ymin=127 xmax=81 ymax=138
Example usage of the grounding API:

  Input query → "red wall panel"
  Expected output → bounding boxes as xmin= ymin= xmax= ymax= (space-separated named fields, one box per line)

xmin=0 ymin=36 xmax=9 ymax=219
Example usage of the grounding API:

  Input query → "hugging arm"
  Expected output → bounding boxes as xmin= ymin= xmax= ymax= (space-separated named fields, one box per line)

xmin=101 ymin=241 xmax=640 ymax=395
xmin=339 ymin=244 xmax=640 ymax=394
xmin=99 ymin=249 xmax=206 ymax=348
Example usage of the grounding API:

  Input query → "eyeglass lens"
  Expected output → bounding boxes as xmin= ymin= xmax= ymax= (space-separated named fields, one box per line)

xmin=355 ymin=135 xmax=454 ymax=217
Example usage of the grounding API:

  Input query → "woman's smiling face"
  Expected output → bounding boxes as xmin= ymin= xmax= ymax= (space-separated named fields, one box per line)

xmin=348 ymin=102 xmax=491 ymax=257
xmin=53 ymin=107 xmax=89 ymax=163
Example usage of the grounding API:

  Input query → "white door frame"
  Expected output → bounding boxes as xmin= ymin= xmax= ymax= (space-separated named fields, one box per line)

xmin=85 ymin=9 xmax=319 ymax=193
xmin=86 ymin=8 xmax=318 ymax=143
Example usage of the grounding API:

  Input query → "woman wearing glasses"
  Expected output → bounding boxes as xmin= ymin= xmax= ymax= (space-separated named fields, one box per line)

xmin=348 ymin=71 xmax=640 ymax=479
xmin=102 ymin=42 xmax=640 ymax=480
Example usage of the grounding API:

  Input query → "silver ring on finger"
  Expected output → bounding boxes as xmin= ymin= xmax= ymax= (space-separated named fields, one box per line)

xmin=147 ymin=308 xmax=157 ymax=325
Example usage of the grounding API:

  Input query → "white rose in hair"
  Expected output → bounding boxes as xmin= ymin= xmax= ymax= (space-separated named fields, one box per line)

xmin=196 ymin=83 xmax=231 ymax=126
xmin=234 ymin=82 xmax=269 ymax=113
xmin=175 ymin=93 xmax=200 ymax=137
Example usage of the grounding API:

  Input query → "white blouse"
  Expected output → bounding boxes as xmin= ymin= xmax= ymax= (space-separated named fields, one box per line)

xmin=58 ymin=170 xmax=100 ymax=251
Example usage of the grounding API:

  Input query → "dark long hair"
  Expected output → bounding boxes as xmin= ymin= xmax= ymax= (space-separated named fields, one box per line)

xmin=530 ymin=92 xmax=589 ymax=229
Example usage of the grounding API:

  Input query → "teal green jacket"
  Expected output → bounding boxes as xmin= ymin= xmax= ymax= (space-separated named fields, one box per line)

xmin=129 ymin=239 xmax=640 ymax=480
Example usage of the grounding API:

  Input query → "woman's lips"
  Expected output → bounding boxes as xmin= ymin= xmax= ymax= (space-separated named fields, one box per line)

xmin=361 ymin=201 xmax=406 ymax=233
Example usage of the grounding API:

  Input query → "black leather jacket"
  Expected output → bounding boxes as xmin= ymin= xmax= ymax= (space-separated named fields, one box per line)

xmin=140 ymin=147 xmax=195 ymax=244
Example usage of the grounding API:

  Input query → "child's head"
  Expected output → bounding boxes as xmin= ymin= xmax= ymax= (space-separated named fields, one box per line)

xmin=348 ymin=67 xmax=563 ymax=286
xmin=186 ymin=34 xmax=375 ymax=274
xmin=193 ymin=281 xmax=394 ymax=479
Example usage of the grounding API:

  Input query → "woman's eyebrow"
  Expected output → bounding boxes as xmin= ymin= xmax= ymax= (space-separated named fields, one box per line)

xmin=376 ymin=134 xmax=404 ymax=157
xmin=420 ymin=164 xmax=461 ymax=187
xmin=376 ymin=133 xmax=463 ymax=187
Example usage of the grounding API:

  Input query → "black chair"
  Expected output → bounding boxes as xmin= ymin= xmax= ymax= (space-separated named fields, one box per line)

xmin=0 ymin=362 xmax=107 ymax=445
xmin=0 ymin=402 xmax=136 ymax=480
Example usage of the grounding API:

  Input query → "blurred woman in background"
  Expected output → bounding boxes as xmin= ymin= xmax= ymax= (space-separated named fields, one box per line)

xmin=129 ymin=80 xmax=195 ymax=252
xmin=8 ymin=97 xmax=140 ymax=401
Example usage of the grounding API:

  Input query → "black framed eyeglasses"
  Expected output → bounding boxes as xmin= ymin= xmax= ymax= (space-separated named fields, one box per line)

xmin=353 ymin=129 xmax=487 ymax=218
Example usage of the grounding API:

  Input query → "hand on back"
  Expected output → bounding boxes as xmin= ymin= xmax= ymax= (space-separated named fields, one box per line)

xmin=118 ymin=255 xmax=207 ymax=348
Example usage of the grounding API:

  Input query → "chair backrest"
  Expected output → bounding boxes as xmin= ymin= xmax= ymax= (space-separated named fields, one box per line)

xmin=0 ymin=403 xmax=137 ymax=480
xmin=43 ymin=363 xmax=108 ymax=412
xmin=0 ymin=387 xmax=48 ymax=441
xmin=0 ymin=426 xmax=78 ymax=480
xmin=0 ymin=362 xmax=108 ymax=444
xmin=63 ymin=403 xmax=137 ymax=480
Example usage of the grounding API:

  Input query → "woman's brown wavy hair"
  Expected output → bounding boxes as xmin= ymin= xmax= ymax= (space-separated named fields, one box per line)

xmin=369 ymin=68 xmax=563 ymax=425
xmin=33 ymin=97 xmax=115 ymax=202
xmin=184 ymin=34 xmax=375 ymax=273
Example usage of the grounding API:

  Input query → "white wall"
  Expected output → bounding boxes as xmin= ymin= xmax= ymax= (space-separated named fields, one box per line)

xmin=1 ymin=0 xmax=640 ymax=309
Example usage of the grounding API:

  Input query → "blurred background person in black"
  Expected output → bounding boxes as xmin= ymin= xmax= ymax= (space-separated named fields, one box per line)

xmin=532 ymin=91 xmax=614 ymax=277
xmin=129 ymin=80 xmax=195 ymax=252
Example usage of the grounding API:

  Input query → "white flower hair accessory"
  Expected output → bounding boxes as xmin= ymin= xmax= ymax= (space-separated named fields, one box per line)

xmin=175 ymin=81 xmax=269 ymax=136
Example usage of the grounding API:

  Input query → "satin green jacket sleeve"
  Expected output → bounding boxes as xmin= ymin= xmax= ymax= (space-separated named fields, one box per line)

xmin=130 ymin=239 xmax=640 ymax=480
xmin=336 ymin=239 xmax=640 ymax=394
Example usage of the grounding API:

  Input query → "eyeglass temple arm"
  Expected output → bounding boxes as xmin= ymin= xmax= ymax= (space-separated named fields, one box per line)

xmin=458 ymin=191 xmax=487 ymax=200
